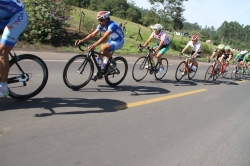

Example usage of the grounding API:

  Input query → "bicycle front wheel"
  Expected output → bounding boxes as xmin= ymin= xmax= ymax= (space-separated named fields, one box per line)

xmin=188 ymin=61 xmax=198 ymax=80
xmin=175 ymin=61 xmax=186 ymax=81
xmin=8 ymin=54 xmax=48 ymax=100
xmin=154 ymin=57 xmax=168 ymax=80
xmin=105 ymin=56 xmax=128 ymax=87
xmin=132 ymin=56 xmax=149 ymax=82
xmin=63 ymin=54 xmax=94 ymax=90
xmin=204 ymin=65 xmax=214 ymax=82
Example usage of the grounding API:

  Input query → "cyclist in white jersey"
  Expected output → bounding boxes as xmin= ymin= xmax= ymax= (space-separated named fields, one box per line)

xmin=75 ymin=11 xmax=124 ymax=68
xmin=0 ymin=0 xmax=28 ymax=97
xmin=140 ymin=24 xmax=171 ymax=74
xmin=180 ymin=35 xmax=202 ymax=58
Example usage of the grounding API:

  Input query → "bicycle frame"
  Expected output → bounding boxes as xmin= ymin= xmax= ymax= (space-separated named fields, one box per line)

xmin=77 ymin=44 xmax=114 ymax=78
xmin=8 ymin=50 xmax=29 ymax=84
xmin=138 ymin=45 xmax=159 ymax=73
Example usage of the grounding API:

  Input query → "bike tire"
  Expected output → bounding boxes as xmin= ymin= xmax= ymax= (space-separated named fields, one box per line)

xmin=105 ymin=56 xmax=128 ymax=87
xmin=204 ymin=65 xmax=214 ymax=82
xmin=154 ymin=57 xmax=168 ymax=80
xmin=188 ymin=61 xmax=198 ymax=80
xmin=175 ymin=61 xmax=186 ymax=81
xmin=8 ymin=54 xmax=48 ymax=100
xmin=132 ymin=56 xmax=149 ymax=82
xmin=63 ymin=54 xmax=94 ymax=90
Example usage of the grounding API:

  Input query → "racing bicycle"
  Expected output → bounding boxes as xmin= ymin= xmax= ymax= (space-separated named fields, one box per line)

xmin=132 ymin=44 xmax=168 ymax=82
xmin=175 ymin=53 xmax=198 ymax=81
xmin=63 ymin=43 xmax=128 ymax=90
xmin=6 ymin=50 xmax=48 ymax=100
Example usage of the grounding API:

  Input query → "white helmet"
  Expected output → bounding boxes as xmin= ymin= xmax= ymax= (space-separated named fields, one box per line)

xmin=240 ymin=50 xmax=248 ymax=55
xmin=150 ymin=24 xmax=163 ymax=31
xmin=96 ymin=11 xmax=110 ymax=20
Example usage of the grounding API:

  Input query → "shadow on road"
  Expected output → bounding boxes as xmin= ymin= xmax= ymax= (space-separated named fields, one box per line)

xmin=75 ymin=85 xmax=170 ymax=96
xmin=0 ymin=97 xmax=129 ymax=116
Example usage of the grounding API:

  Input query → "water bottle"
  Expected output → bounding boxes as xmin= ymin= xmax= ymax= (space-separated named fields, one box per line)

xmin=96 ymin=57 xmax=102 ymax=67
xmin=102 ymin=57 xmax=108 ymax=68
xmin=191 ymin=65 xmax=196 ymax=71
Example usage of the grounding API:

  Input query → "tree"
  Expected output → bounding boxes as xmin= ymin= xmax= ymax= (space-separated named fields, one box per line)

xmin=148 ymin=0 xmax=187 ymax=31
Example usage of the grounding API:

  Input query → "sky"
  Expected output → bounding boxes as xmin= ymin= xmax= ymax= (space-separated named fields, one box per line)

xmin=131 ymin=0 xmax=250 ymax=29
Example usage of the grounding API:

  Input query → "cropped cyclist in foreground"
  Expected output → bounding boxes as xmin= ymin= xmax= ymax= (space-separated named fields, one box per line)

xmin=0 ymin=0 xmax=28 ymax=97
xmin=140 ymin=24 xmax=171 ymax=74
xmin=75 ymin=11 xmax=124 ymax=77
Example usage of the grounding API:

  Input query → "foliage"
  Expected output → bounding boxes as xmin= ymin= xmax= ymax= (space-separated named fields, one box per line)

xmin=22 ymin=0 xmax=75 ymax=46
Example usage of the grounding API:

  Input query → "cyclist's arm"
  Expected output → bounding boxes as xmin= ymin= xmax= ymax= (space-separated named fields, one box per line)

xmin=142 ymin=37 xmax=152 ymax=47
xmin=192 ymin=47 xmax=200 ymax=57
xmin=79 ymin=29 xmax=99 ymax=43
xmin=93 ymin=30 xmax=111 ymax=47
xmin=181 ymin=45 xmax=189 ymax=53
xmin=155 ymin=40 xmax=164 ymax=52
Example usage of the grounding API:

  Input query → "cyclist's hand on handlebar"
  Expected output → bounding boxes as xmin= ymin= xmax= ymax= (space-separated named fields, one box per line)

xmin=88 ymin=44 xmax=96 ymax=51
xmin=75 ymin=40 xmax=82 ymax=46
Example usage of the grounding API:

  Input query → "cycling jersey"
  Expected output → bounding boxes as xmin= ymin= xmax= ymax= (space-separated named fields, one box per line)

xmin=213 ymin=48 xmax=225 ymax=57
xmin=186 ymin=40 xmax=202 ymax=52
xmin=0 ymin=0 xmax=28 ymax=47
xmin=97 ymin=20 xmax=124 ymax=42
xmin=97 ymin=20 xmax=124 ymax=51
xmin=243 ymin=55 xmax=250 ymax=62
xmin=149 ymin=30 xmax=171 ymax=45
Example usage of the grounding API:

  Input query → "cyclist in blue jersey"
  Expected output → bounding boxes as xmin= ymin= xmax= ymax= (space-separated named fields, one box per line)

xmin=75 ymin=11 xmax=124 ymax=68
xmin=0 ymin=0 xmax=28 ymax=97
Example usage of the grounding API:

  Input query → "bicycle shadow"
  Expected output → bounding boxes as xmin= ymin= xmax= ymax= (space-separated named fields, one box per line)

xmin=0 ymin=97 xmax=129 ymax=116
xmin=74 ymin=85 xmax=170 ymax=96
xmin=131 ymin=78 xmax=198 ymax=86
xmin=199 ymin=78 xmax=239 ymax=85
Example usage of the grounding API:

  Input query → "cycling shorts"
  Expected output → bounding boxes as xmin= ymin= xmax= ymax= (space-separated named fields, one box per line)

xmin=191 ymin=50 xmax=202 ymax=58
xmin=0 ymin=9 xmax=28 ymax=47
xmin=237 ymin=58 xmax=243 ymax=63
xmin=107 ymin=39 xmax=124 ymax=52
xmin=153 ymin=42 xmax=171 ymax=55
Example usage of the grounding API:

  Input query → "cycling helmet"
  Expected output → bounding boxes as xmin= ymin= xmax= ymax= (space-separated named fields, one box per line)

xmin=150 ymin=24 xmax=163 ymax=31
xmin=240 ymin=50 xmax=248 ymax=55
xmin=224 ymin=45 xmax=230 ymax=50
xmin=218 ymin=44 xmax=225 ymax=50
xmin=191 ymin=35 xmax=199 ymax=41
xmin=96 ymin=11 xmax=110 ymax=20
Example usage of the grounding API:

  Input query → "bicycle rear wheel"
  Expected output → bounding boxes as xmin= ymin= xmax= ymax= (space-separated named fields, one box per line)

xmin=204 ymin=65 xmax=214 ymax=82
xmin=8 ymin=54 xmax=48 ymax=100
xmin=105 ymin=56 xmax=128 ymax=87
xmin=63 ymin=54 xmax=94 ymax=90
xmin=188 ymin=61 xmax=198 ymax=80
xmin=231 ymin=68 xmax=240 ymax=80
xmin=132 ymin=56 xmax=149 ymax=82
xmin=175 ymin=61 xmax=186 ymax=81
xmin=154 ymin=57 xmax=168 ymax=80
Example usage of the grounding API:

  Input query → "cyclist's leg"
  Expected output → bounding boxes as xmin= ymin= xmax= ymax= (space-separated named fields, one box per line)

xmin=0 ymin=10 xmax=28 ymax=97
xmin=157 ymin=43 xmax=170 ymax=65
xmin=105 ymin=40 xmax=124 ymax=66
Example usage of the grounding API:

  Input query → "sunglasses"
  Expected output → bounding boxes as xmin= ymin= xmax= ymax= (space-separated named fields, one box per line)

xmin=98 ymin=19 xmax=105 ymax=22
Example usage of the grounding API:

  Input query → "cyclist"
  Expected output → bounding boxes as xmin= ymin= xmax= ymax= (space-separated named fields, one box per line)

xmin=243 ymin=52 xmax=250 ymax=72
xmin=139 ymin=23 xmax=171 ymax=75
xmin=0 ymin=0 xmax=28 ymax=97
xmin=220 ymin=45 xmax=233 ymax=71
xmin=179 ymin=35 xmax=201 ymax=72
xmin=233 ymin=50 xmax=248 ymax=72
xmin=75 ymin=11 xmax=124 ymax=77
xmin=207 ymin=44 xmax=225 ymax=62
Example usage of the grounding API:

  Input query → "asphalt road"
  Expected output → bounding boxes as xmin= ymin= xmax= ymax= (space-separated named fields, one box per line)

xmin=1 ymin=50 xmax=250 ymax=166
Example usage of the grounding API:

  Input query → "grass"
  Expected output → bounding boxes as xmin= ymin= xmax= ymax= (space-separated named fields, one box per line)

xmin=15 ymin=8 xmax=239 ymax=63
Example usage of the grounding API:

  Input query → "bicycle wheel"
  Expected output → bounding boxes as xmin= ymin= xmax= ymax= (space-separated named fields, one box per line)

xmin=8 ymin=54 xmax=48 ymax=100
xmin=188 ymin=61 xmax=198 ymax=80
xmin=175 ymin=61 xmax=186 ymax=81
xmin=204 ymin=65 xmax=214 ymax=82
xmin=154 ymin=57 xmax=168 ymax=80
xmin=105 ymin=56 xmax=128 ymax=87
xmin=221 ymin=66 xmax=228 ymax=78
xmin=63 ymin=54 xmax=94 ymax=90
xmin=231 ymin=68 xmax=240 ymax=80
xmin=132 ymin=56 xmax=149 ymax=82
xmin=214 ymin=63 xmax=222 ymax=78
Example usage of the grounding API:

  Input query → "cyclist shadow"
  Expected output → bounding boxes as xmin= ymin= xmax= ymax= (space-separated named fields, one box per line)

xmin=0 ymin=97 xmax=130 ymax=116
xmin=76 ymin=85 xmax=170 ymax=96
xmin=132 ymin=79 xmax=198 ymax=86
xmin=199 ymin=78 xmax=239 ymax=85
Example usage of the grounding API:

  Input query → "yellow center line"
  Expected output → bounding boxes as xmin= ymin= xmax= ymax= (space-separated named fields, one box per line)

xmin=236 ymin=80 xmax=247 ymax=84
xmin=114 ymin=89 xmax=207 ymax=110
